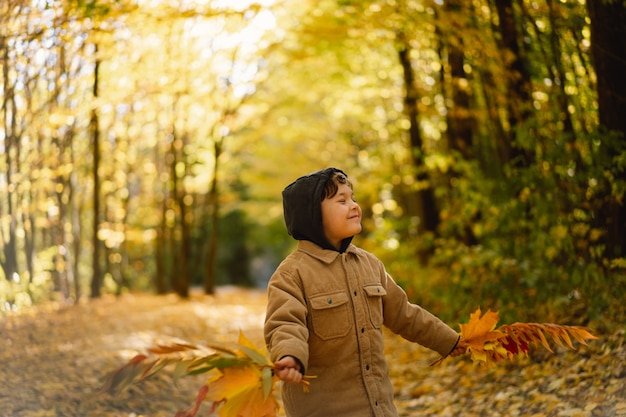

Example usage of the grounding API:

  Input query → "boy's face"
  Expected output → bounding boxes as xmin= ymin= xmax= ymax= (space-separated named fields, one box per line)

xmin=321 ymin=182 xmax=362 ymax=250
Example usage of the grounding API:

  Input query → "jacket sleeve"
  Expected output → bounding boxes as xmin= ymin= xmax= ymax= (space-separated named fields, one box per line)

xmin=264 ymin=266 xmax=310 ymax=371
xmin=380 ymin=270 xmax=459 ymax=357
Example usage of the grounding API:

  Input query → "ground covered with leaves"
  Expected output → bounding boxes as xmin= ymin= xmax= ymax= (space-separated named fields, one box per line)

xmin=1 ymin=287 xmax=624 ymax=417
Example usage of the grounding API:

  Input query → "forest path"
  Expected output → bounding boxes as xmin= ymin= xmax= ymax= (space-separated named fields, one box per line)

xmin=1 ymin=287 xmax=624 ymax=417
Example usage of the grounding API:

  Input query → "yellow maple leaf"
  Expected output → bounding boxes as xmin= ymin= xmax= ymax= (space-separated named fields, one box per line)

xmin=236 ymin=331 xmax=272 ymax=368
xmin=205 ymin=366 xmax=279 ymax=417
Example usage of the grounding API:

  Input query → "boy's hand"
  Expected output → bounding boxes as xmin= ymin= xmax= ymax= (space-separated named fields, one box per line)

xmin=274 ymin=356 xmax=303 ymax=384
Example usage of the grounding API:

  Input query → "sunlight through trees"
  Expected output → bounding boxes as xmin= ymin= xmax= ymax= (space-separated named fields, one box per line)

xmin=1 ymin=0 xmax=624 ymax=328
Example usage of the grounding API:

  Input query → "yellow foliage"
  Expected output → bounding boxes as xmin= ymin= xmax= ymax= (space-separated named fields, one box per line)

xmin=204 ymin=367 xmax=278 ymax=417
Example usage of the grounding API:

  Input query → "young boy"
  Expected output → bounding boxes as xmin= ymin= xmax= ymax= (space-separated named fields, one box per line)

xmin=264 ymin=167 xmax=460 ymax=417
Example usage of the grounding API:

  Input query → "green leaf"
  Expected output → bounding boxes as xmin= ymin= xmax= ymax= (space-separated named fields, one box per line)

xmin=207 ymin=345 xmax=239 ymax=356
xmin=187 ymin=366 xmax=218 ymax=376
xmin=238 ymin=345 xmax=269 ymax=366
xmin=173 ymin=360 xmax=194 ymax=385
xmin=209 ymin=356 xmax=253 ymax=369
xmin=261 ymin=366 xmax=273 ymax=400
xmin=142 ymin=358 xmax=173 ymax=379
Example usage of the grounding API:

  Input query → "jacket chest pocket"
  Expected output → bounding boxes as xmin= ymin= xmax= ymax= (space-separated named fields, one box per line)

xmin=364 ymin=284 xmax=386 ymax=328
xmin=308 ymin=291 xmax=351 ymax=340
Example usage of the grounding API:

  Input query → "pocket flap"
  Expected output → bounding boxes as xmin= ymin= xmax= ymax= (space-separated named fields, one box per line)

xmin=310 ymin=291 xmax=349 ymax=310
xmin=364 ymin=285 xmax=386 ymax=297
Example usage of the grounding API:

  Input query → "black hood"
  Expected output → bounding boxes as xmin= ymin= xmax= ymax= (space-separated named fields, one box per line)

xmin=282 ymin=167 xmax=353 ymax=253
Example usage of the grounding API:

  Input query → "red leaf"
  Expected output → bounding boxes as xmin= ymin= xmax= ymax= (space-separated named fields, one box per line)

xmin=175 ymin=385 xmax=209 ymax=417
xmin=148 ymin=342 xmax=200 ymax=355
xmin=501 ymin=336 xmax=519 ymax=355
xmin=99 ymin=354 xmax=151 ymax=395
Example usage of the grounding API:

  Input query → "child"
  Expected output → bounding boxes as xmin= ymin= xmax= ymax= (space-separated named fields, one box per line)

xmin=264 ymin=167 xmax=461 ymax=417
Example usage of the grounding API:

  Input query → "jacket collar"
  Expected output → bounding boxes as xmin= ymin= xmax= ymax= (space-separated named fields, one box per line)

xmin=297 ymin=240 xmax=361 ymax=264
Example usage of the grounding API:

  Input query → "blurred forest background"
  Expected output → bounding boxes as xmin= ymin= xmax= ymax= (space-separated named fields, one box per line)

xmin=1 ymin=0 xmax=625 ymax=329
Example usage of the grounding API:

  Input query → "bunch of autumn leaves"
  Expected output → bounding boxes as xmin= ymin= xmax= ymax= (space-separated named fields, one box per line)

xmin=100 ymin=309 xmax=596 ymax=417
xmin=100 ymin=331 xmax=312 ymax=417
xmin=432 ymin=307 xmax=597 ymax=366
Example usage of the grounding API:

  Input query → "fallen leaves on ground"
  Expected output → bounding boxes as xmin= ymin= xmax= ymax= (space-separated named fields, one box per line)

xmin=1 ymin=288 xmax=624 ymax=417
xmin=0 ymin=287 xmax=268 ymax=417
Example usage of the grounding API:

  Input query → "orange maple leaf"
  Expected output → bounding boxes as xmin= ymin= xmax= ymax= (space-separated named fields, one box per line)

xmin=457 ymin=308 xmax=509 ymax=364
xmin=458 ymin=308 xmax=506 ymax=344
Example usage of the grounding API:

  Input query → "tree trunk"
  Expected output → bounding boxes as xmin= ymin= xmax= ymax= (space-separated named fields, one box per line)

xmin=493 ymin=0 xmax=534 ymax=166
xmin=546 ymin=0 xmax=576 ymax=141
xmin=70 ymin=141 xmax=82 ymax=299
xmin=169 ymin=127 xmax=190 ymax=298
xmin=396 ymin=31 xmax=440 ymax=248
xmin=53 ymin=135 xmax=70 ymax=300
xmin=587 ymin=1 xmax=626 ymax=257
xmin=155 ymin=198 xmax=168 ymax=294
xmin=438 ymin=0 xmax=479 ymax=246
xmin=204 ymin=139 xmax=222 ymax=295
xmin=177 ymin=132 xmax=191 ymax=298
xmin=443 ymin=0 xmax=474 ymax=160
xmin=0 ymin=33 xmax=19 ymax=282
xmin=154 ymin=141 xmax=168 ymax=294
xmin=90 ymin=43 xmax=102 ymax=298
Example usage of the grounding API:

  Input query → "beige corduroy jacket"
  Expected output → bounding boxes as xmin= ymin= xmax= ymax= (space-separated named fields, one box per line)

xmin=264 ymin=240 xmax=460 ymax=417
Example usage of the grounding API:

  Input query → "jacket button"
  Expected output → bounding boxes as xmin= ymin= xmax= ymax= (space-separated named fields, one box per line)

xmin=365 ymin=365 xmax=370 ymax=371
xmin=361 ymin=327 xmax=365 ymax=334
xmin=327 ymin=298 xmax=332 ymax=304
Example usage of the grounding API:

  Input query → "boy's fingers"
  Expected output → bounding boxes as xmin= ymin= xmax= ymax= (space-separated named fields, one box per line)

xmin=273 ymin=356 xmax=304 ymax=384
xmin=275 ymin=356 xmax=301 ymax=371
xmin=280 ymin=368 xmax=303 ymax=384
xmin=275 ymin=364 xmax=303 ymax=384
